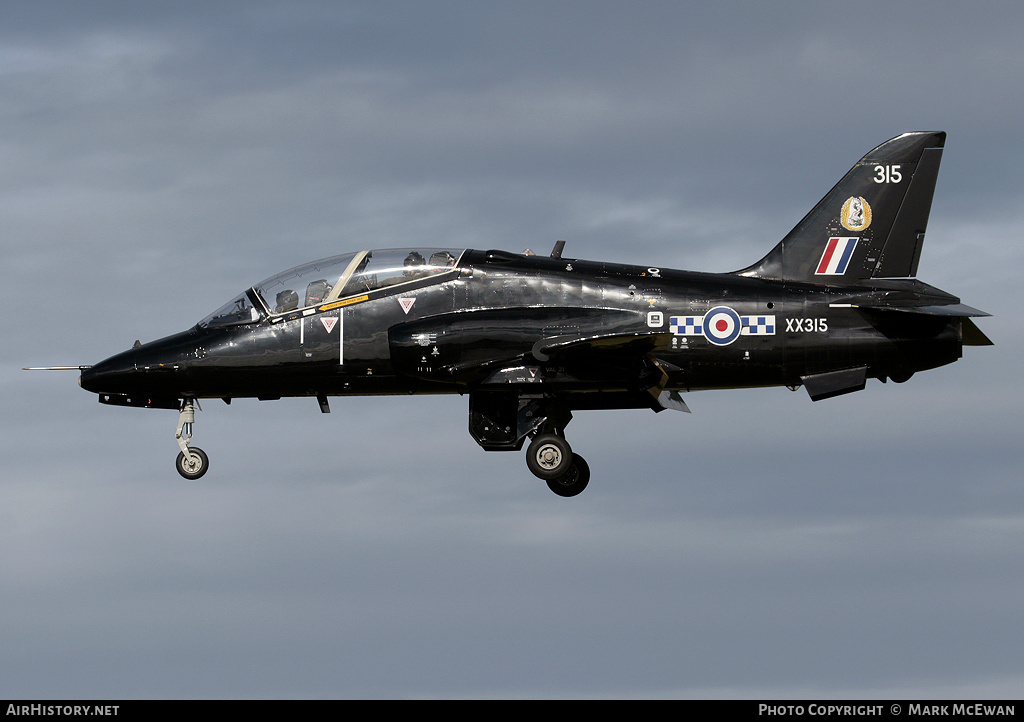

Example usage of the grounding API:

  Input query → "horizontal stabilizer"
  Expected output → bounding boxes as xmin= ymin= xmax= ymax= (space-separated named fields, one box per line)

xmin=851 ymin=301 xmax=990 ymax=317
xmin=801 ymin=366 xmax=867 ymax=401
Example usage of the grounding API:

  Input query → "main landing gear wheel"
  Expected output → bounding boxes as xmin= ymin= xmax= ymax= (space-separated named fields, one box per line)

xmin=526 ymin=433 xmax=573 ymax=480
xmin=175 ymin=446 xmax=209 ymax=480
xmin=546 ymin=454 xmax=590 ymax=497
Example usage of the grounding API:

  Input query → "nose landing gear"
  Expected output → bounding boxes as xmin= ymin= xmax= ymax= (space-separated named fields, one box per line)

xmin=174 ymin=398 xmax=209 ymax=480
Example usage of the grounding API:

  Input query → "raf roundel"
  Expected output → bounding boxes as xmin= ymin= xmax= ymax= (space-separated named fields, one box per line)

xmin=703 ymin=306 xmax=742 ymax=346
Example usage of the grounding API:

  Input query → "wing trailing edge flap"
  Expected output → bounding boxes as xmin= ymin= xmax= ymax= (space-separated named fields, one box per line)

xmin=653 ymin=389 xmax=691 ymax=413
xmin=645 ymin=356 xmax=690 ymax=413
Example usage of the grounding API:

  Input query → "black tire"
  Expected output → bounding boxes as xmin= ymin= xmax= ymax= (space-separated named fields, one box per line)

xmin=175 ymin=447 xmax=209 ymax=480
xmin=546 ymin=454 xmax=590 ymax=497
xmin=526 ymin=433 xmax=573 ymax=480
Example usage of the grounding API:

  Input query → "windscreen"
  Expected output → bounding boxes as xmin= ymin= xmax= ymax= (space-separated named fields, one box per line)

xmin=198 ymin=293 xmax=260 ymax=328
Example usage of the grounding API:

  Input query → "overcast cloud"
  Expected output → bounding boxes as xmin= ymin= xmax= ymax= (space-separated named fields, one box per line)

xmin=2 ymin=0 xmax=1021 ymax=698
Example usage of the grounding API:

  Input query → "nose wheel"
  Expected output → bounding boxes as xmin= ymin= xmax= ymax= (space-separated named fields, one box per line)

xmin=174 ymin=398 xmax=209 ymax=480
xmin=176 ymin=446 xmax=209 ymax=480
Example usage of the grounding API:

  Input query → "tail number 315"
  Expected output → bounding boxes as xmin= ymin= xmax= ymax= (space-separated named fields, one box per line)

xmin=873 ymin=165 xmax=902 ymax=184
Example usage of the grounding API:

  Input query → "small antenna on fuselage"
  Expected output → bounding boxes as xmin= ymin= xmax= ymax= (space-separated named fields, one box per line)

xmin=550 ymin=240 xmax=566 ymax=259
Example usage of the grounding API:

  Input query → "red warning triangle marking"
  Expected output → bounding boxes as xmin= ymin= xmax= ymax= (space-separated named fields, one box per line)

xmin=398 ymin=297 xmax=416 ymax=314
xmin=320 ymin=316 xmax=338 ymax=333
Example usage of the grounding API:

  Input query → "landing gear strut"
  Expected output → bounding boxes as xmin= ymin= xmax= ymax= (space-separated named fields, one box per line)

xmin=174 ymin=398 xmax=208 ymax=480
xmin=468 ymin=391 xmax=592 ymax=497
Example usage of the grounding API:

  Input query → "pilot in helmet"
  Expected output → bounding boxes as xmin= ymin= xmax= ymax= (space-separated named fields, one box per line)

xmin=403 ymin=251 xmax=427 ymax=278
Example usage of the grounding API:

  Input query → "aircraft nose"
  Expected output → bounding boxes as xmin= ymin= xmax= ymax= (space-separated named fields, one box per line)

xmin=79 ymin=329 xmax=199 ymax=400
xmin=79 ymin=349 xmax=139 ymax=394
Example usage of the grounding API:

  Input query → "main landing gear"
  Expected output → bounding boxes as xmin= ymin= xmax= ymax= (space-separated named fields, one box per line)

xmin=468 ymin=391 xmax=591 ymax=497
xmin=525 ymin=432 xmax=590 ymax=497
xmin=174 ymin=398 xmax=209 ymax=480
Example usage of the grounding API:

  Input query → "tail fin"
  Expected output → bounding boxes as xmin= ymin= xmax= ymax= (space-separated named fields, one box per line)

xmin=735 ymin=131 xmax=946 ymax=282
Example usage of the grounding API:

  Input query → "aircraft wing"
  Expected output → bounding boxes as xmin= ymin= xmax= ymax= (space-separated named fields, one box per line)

xmin=389 ymin=307 xmax=684 ymax=408
xmin=530 ymin=329 xmax=665 ymax=361
xmin=530 ymin=331 xmax=689 ymax=411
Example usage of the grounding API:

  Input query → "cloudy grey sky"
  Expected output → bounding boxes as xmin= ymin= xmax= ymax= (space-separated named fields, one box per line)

xmin=3 ymin=0 xmax=1021 ymax=699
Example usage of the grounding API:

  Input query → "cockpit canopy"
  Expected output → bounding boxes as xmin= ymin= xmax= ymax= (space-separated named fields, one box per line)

xmin=199 ymin=248 xmax=464 ymax=328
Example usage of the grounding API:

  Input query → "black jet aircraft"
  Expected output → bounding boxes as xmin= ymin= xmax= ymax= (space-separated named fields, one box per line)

xmin=30 ymin=131 xmax=992 ymax=496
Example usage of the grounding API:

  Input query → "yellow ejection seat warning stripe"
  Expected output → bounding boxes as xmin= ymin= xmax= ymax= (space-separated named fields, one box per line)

xmin=319 ymin=294 xmax=368 ymax=312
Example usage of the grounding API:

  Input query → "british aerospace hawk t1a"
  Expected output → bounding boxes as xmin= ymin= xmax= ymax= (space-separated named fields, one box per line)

xmin=30 ymin=131 xmax=991 ymax=496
